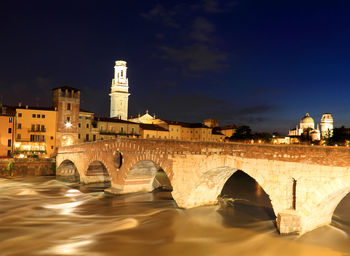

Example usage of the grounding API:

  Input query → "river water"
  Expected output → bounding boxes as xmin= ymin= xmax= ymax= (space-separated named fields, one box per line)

xmin=0 ymin=172 xmax=350 ymax=256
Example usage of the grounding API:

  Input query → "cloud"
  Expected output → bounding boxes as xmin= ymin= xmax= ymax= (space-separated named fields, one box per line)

xmin=160 ymin=44 xmax=227 ymax=73
xmin=191 ymin=0 xmax=238 ymax=13
xmin=142 ymin=3 xmax=230 ymax=75
xmin=141 ymin=4 xmax=180 ymax=28
xmin=191 ymin=17 xmax=215 ymax=42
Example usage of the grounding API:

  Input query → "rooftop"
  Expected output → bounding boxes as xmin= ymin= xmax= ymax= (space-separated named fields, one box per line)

xmin=94 ymin=117 xmax=138 ymax=125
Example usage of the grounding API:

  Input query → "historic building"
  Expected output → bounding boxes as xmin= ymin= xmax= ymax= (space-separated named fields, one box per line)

xmin=288 ymin=113 xmax=334 ymax=142
xmin=0 ymin=104 xmax=15 ymax=157
xmin=13 ymin=105 xmax=57 ymax=157
xmin=52 ymin=86 xmax=80 ymax=147
xmin=110 ymin=60 xmax=129 ymax=120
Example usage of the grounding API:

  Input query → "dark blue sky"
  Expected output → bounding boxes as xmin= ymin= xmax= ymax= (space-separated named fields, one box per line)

xmin=1 ymin=0 xmax=350 ymax=134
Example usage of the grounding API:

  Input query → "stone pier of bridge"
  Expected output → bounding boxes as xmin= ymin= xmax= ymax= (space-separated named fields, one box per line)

xmin=56 ymin=138 xmax=350 ymax=235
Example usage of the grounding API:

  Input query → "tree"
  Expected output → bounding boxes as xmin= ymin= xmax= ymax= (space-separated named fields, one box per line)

xmin=230 ymin=125 xmax=252 ymax=141
xmin=326 ymin=126 xmax=350 ymax=146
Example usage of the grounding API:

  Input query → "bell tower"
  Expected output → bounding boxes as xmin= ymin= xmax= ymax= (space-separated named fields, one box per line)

xmin=109 ymin=60 xmax=130 ymax=120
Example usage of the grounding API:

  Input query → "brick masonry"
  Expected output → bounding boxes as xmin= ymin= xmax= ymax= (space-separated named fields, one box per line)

xmin=0 ymin=158 xmax=55 ymax=177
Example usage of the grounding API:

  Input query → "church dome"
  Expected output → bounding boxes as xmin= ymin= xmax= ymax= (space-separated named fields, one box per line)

xmin=300 ymin=113 xmax=315 ymax=130
xmin=300 ymin=113 xmax=314 ymax=124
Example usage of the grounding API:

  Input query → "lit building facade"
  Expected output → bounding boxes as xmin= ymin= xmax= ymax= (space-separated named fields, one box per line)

xmin=110 ymin=60 xmax=129 ymax=120
xmin=13 ymin=106 xmax=57 ymax=157
xmin=0 ymin=105 xmax=15 ymax=157
xmin=288 ymin=112 xmax=333 ymax=142
xmin=53 ymin=86 xmax=80 ymax=147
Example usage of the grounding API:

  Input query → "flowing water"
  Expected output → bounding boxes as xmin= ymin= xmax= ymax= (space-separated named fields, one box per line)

xmin=0 ymin=172 xmax=350 ymax=256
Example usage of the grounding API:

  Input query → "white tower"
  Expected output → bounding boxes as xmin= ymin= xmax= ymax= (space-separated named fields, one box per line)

xmin=320 ymin=113 xmax=334 ymax=138
xmin=109 ymin=60 xmax=130 ymax=120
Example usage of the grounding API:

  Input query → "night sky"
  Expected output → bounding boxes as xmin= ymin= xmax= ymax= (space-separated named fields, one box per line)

xmin=2 ymin=0 xmax=350 ymax=134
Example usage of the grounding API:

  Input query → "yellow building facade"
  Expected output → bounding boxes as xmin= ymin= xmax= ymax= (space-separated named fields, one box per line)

xmin=13 ymin=106 xmax=57 ymax=157
xmin=0 ymin=114 xmax=14 ymax=157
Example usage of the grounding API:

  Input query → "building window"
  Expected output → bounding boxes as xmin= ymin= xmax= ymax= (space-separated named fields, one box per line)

xmin=121 ymin=70 xmax=123 ymax=77
xmin=18 ymin=123 xmax=21 ymax=129
xmin=41 ymin=125 xmax=45 ymax=132
xmin=164 ymin=136 xmax=167 ymax=139
xmin=100 ymin=125 xmax=104 ymax=131
xmin=78 ymin=123 xmax=81 ymax=128
xmin=121 ymin=127 xmax=124 ymax=133
xmin=67 ymin=116 xmax=70 ymax=122
xmin=51 ymin=146 xmax=53 ymax=149
xmin=42 ymin=115 xmax=45 ymax=118
xmin=50 ymin=136 xmax=53 ymax=140
xmin=8 ymin=139 xmax=11 ymax=147
xmin=36 ymin=124 xmax=40 ymax=131
xmin=93 ymin=134 xmax=96 ymax=141
xmin=86 ymin=123 xmax=89 ymax=128
xmin=159 ymin=136 xmax=161 ymax=139
xmin=78 ymin=134 xmax=81 ymax=139
xmin=7 ymin=150 xmax=11 ymax=156
xmin=32 ymin=114 xmax=36 ymax=118
xmin=17 ymin=134 xmax=21 ymax=140
xmin=67 ymin=103 xmax=71 ymax=110
xmin=18 ymin=113 xmax=22 ymax=117
xmin=37 ymin=114 xmax=41 ymax=118
xmin=86 ymin=134 xmax=89 ymax=141
xmin=146 ymin=134 xmax=149 ymax=138
xmin=131 ymin=127 xmax=135 ymax=133
xmin=9 ymin=117 xmax=12 ymax=123
xmin=8 ymin=128 xmax=12 ymax=133
xmin=31 ymin=124 xmax=35 ymax=131
xmin=152 ymin=135 xmax=155 ymax=138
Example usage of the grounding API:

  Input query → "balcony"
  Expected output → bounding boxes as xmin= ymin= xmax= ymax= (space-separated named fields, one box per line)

xmin=28 ymin=128 xmax=46 ymax=132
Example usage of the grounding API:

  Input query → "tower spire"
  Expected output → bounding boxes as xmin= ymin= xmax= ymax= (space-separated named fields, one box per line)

xmin=109 ymin=60 xmax=130 ymax=120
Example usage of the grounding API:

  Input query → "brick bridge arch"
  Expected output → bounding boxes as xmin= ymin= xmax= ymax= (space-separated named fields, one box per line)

xmin=56 ymin=138 xmax=350 ymax=235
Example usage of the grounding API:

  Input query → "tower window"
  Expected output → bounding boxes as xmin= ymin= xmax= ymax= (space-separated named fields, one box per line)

xmin=86 ymin=123 xmax=89 ymax=128
xmin=18 ymin=123 xmax=21 ymax=129
xmin=8 ymin=128 xmax=12 ymax=133
xmin=8 ymin=139 xmax=11 ymax=147
xmin=9 ymin=117 xmax=12 ymax=123
xmin=18 ymin=113 xmax=22 ymax=117
xmin=67 ymin=103 xmax=71 ymax=110
xmin=67 ymin=117 xmax=70 ymax=122
xmin=17 ymin=134 xmax=21 ymax=140
xmin=32 ymin=114 xmax=36 ymax=118
xmin=37 ymin=114 xmax=41 ymax=118
xmin=42 ymin=115 xmax=45 ymax=118
xmin=121 ymin=70 xmax=123 ymax=77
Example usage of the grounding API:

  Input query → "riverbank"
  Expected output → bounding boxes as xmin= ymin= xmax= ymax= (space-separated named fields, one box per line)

xmin=0 ymin=158 xmax=55 ymax=177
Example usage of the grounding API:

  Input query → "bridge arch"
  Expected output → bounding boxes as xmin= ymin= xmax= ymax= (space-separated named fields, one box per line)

xmin=121 ymin=159 xmax=173 ymax=194
xmin=81 ymin=160 xmax=111 ymax=184
xmin=56 ymin=159 xmax=80 ymax=182
xmin=297 ymin=176 xmax=350 ymax=232
xmin=174 ymin=166 xmax=277 ymax=215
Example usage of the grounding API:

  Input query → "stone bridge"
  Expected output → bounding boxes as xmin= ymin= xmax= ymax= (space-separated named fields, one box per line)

xmin=56 ymin=138 xmax=350 ymax=235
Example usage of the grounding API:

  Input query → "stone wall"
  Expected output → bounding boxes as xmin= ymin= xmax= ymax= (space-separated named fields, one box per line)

xmin=0 ymin=158 xmax=55 ymax=177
